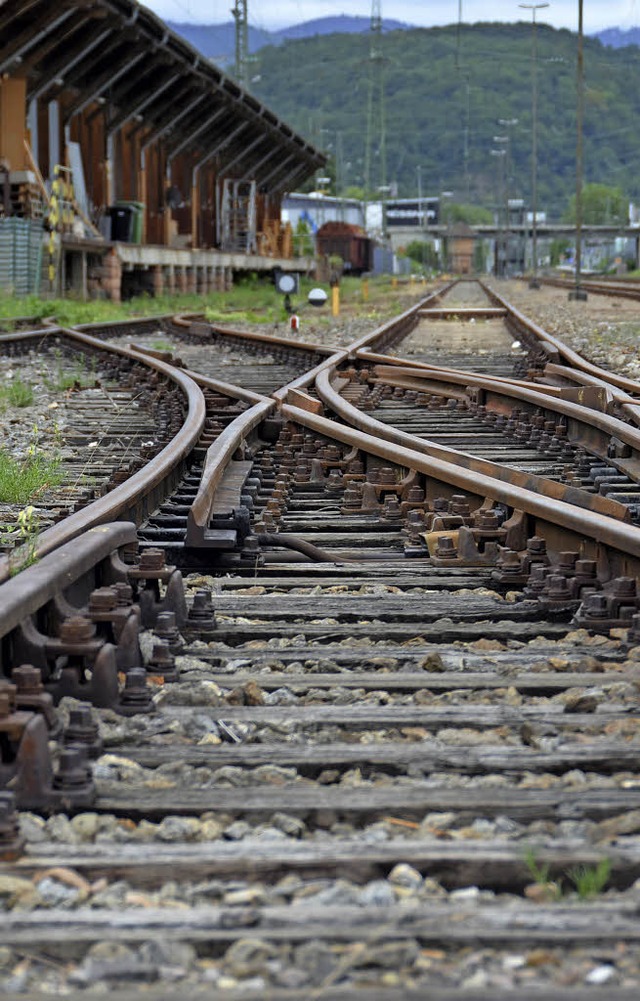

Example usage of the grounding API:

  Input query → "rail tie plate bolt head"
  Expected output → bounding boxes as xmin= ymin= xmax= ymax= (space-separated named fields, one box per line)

xmin=147 ymin=641 xmax=179 ymax=683
xmin=154 ymin=611 xmax=184 ymax=654
xmin=117 ymin=668 xmax=155 ymax=716
xmin=64 ymin=703 xmax=103 ymax=759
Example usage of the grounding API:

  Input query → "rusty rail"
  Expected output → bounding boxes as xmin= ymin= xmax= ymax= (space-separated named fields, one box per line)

xmin=186 ymin=399 xmax=274 ymax=547
xmin=280 ymin=402 xmax=640 ymax=572
xmin=0 ymin=327 xmax=206 ymax=584
xmin=314 ymin=368 xmax=631 ymax=523
xmin=486 ymin=284 xmax=640 ymax=399
xmin=0 ymin=523 xmax=137 ymax=642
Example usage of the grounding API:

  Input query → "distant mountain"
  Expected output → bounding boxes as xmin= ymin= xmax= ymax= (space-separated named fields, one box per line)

xmin=594 ymin=27 xmax=640 ymax=48
xmin=166 ymin=21 xmax=274 ymax=64
xmin=274 ymin=16 xmax=411 ymax=39
xmin=166 ymin=15 xmax=412 ymax=66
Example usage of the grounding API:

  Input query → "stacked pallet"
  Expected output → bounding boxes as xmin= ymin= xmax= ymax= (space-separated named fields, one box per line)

xmin=5 ymin=170 xmax=46 ymax=220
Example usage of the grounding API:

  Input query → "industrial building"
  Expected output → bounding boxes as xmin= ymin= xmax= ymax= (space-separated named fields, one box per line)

xmin=0 ymin=0 xmax=325 ymax=299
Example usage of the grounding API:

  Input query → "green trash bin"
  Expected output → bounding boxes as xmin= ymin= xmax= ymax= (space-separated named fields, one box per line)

xmin=115 ymin=201 xmax=145 ymax=244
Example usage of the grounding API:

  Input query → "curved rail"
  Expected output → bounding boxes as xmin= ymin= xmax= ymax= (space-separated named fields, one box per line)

xmin=315 ymin=367 xmax=630 ymax=521
xmin=280 ymin=402 xmax=640 ymax=571
xmin=486 ymin=283 xmax=640 ymax=399
xmin=0 ymin=326 xmax=206 ymax=583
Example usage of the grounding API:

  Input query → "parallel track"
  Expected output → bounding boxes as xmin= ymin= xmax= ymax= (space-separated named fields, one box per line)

xmin=2 ymin=280 xmax=640 ymax=996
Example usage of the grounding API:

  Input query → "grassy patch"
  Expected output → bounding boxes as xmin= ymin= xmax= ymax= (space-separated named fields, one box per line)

xmin=45 ymin=352 xmax=97 ymax=392
xmin=0 ymin=451 xmax=62 ymax=504
xmin=0 ymin=376 xmax=34 ymax=409
xmin=566 ymin=859 xmax=611 ymax=900
xmin=0 ymin=274 xmax=425 ymax=331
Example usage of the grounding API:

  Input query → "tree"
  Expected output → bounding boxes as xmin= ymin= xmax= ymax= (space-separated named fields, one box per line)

xmin=401 ymin=240 xmax=438 ymax=269
xmin=564 ymin=183 xmax=627 ymax=225
xmin=447 ymin=203 xmax=494 ymax=225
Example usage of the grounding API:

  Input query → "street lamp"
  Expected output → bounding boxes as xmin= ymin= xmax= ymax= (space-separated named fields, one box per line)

xmin=569 ymin=0 xmax=587 ymax=300
xmin=495 ymin=119 xmax=518 ymax=276
xmin=519 ymin=2 xmax=549 ymax=289
xmin=490 ymin=148 xmax=507 ymax=275
xmin=378 ymin=184 xmax=391 ymax=243
xmin=440 ymin=190 xmax=453 ymax=271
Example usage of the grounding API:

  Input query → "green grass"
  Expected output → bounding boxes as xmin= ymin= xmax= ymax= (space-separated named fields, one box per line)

xmin=0 ymin=376 xmax=34 ymax=409
xmin=566 ymin=859 xmax=611 ymax=900
xmin=44 ymin=351 xmax=97 ymax=392
xmin=523 ymin=846 xmax=552 ymax=886
xmin=0 ymin=451 xmax=62 ymax=504
xmin=0 ymin=274 xmax=423 ymax=331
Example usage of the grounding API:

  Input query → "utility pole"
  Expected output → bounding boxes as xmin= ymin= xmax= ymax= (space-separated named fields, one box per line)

xmin=496 ymin=118 xmax=518 ymax=276
xmin=364 ymin=0 xmax=387 ymax=204
xmin=570 ymin=0 xmax=587 ymax=300
xmin=232 ymin=0 xmax=249 ymax=90
xmin=519 ymin=3 xmax=549 ymax=288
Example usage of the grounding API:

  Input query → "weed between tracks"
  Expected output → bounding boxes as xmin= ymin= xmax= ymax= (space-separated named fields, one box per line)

xmin=0 ymin=451 xmax=61 ymax=505
xmin=0 ymin=376 xmax=34 ymax=409
xmin=524 ymin=847 xmax=612 ymax=900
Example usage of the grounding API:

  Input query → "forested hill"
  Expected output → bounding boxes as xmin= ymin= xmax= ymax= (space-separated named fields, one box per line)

xmin=248 ymin=22 xmax=640 ymax=218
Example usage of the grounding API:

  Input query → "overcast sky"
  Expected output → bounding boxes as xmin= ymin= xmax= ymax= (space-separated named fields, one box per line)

xmin=142 ymin=0 xmax=640 ymax=34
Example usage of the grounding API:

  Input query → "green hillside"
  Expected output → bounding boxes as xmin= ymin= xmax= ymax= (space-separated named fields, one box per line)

xmin=250 ymin=22 xmax=640 ymax=218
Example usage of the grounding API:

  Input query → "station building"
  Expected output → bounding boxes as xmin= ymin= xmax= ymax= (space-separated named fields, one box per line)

xmin=0 ymin=0 xmax=325 ymax=299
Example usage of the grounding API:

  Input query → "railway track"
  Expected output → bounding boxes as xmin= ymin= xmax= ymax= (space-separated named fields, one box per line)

xmin=2 ymin=280 xmax=640 ymax=996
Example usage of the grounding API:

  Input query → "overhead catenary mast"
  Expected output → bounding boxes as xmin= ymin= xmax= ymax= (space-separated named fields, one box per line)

xmin=364 ymin=0 xmax=387 ymax=203
xmin=232 ymin=0 xmax=249 ymax=89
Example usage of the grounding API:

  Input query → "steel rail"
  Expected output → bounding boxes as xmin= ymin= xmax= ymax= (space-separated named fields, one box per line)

xmin=0 ymin=523 xmax=137 ymax=638
xmin=368 ymin=363 xmax=640 ymax=459
xmin=186 ymin=399 xmax=275 ymax=546
xmin=170 ymin=314 xmax=335 ymax=358
xmin=128 ymin=343 xmax=267 ymax=406
xmin=540 ymin=276 xmax=640 ymax=301
xmin=356 ymin=351 xmax=565 ymax=400
xmin=0 ymin=327 xmax=206 ymax=583
xmin=280 ymin=402 xmax=640 ymax=568
xmin=314 ymin=368 xmax=630 ymax=522
xmin=485 ymin=283 xmax=640 ymax=398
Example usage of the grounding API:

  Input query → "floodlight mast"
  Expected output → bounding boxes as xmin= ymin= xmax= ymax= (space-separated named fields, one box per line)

xmin=232 ymin=0 xmax=249 ymax=89
xmin=518 ymin=2 xmax=549 ymax=289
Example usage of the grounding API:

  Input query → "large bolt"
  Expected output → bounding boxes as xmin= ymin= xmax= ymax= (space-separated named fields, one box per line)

xmin=88 ymin=588 xmax=118 ymax=613
xmin=138 ymin=548 xmax=167 ymax=573
xmin=12 ymin=664 xmax=43 ymax=695
xmin=188 ymin=589 xmax=216 ymax=628
xmin=64 ymin=703 xmax=103 ymax=759
xmin=154 ymin=611 xmax=183 ymax=655
xmin=59 ymin=616 xmax=96 ymax=644
xmin=53 ymin=747 xmax=93 ymax=793
xmin=147 ymin=641 xmax=178 ymax=683
xmin=434 ymin=536 xmax=458 ymax=559
xmin=117 ymin=668 xmax=155 ymax=716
